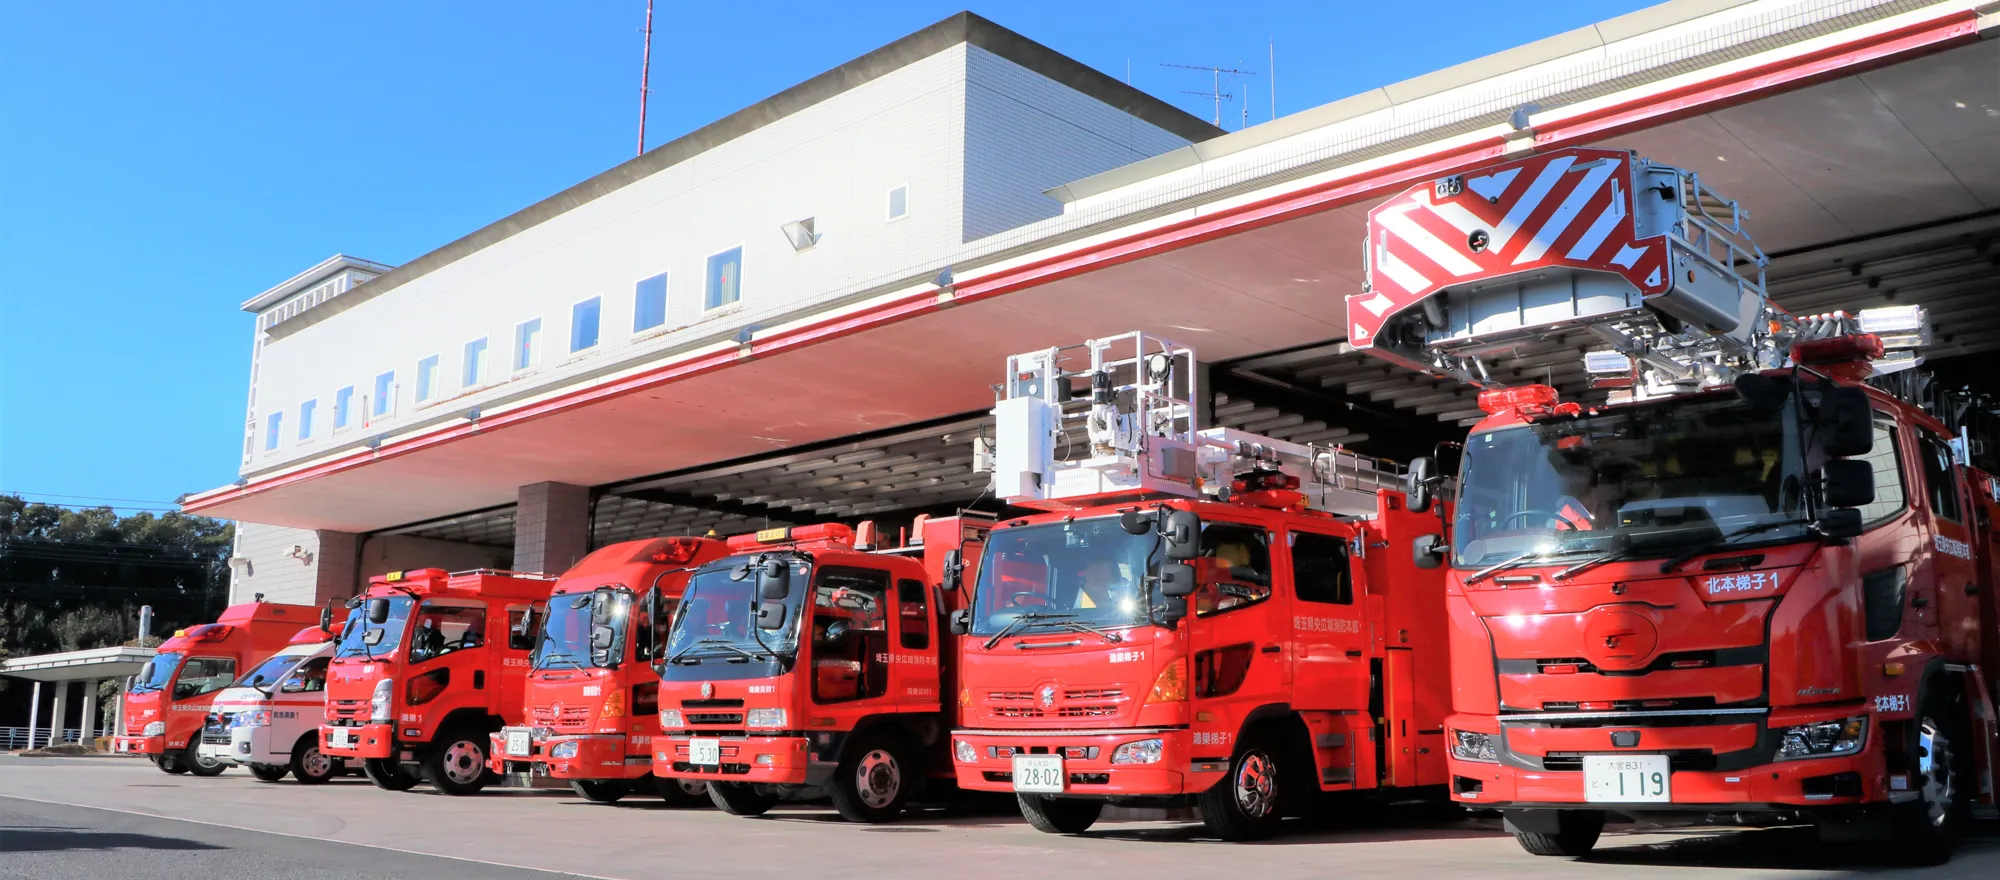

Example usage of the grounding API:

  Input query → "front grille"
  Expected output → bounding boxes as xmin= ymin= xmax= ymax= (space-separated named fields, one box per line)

xmin=671 ymin=761 xmax=750 ymax=775
xmin=992 ymin=706 xmax=1043 ymax=718
xmin=982 ymin=771 xmax=1111 ymax=785
xmin=327 ymin=699 xmax=369 ymax=722
xmin=687 ymin=712 xmax=744 ymax=725
xmin=681 ymin=698 xmax=745 ymax=708
xmin=532 ymin=705 xmax=592 ymax=730
xmin=1534 ymin=697 xmax=1721 ymax=713
xmin=1540 ymin=750 xmax=1717 ymax=772
xmin=1064 ymin=688 xmax=1122 ymax=700
xmin=1056 ymin=705 xmax=1119 ymax=718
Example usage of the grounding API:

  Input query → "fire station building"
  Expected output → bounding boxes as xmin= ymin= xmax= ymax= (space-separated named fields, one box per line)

xmin=192 ymin=2 xmax=2000 ymax=605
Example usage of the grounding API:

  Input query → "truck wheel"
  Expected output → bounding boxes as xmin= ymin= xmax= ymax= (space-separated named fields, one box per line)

xmin=182 ymin=742 xmax=228 ymax=778
xmin=1197 ymin=733 xmax=1284 ymax=840
xmin=364 ymin=757 xmax=420 ymax=791
xmin=652 ymin=774 xmax=710 ymax=807
xmin=570 ymin=779 xmax=630 ymax=803
xmin=290 ymin=737 xmax=338 ymax=785
xmin=425 ymin=728 xmax=493 ymax=796
xmin=155 ymin=754 xmax=189 ymax=775
xmin=249 ymin=763 xmax=290 ymax=782
xmin=1018 ymin=794 xmax=1103 ymax=834
xmin=831 ymin=732 xmax=913 ymax=823
xmin=1512 ymin=811 xmax=1605 ymax=857
xmin=708 ymin=781 xmax=778 ymax=816
xmin=1892 ymin=685 xmax=1970 ymax=865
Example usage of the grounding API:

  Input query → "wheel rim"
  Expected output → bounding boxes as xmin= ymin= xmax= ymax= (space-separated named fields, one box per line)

xmin=189 ymin=748 xmax=221 ymax=771
xmin=1233 ymin=750 xmax=1276 ymax=819
xmin=1919 ymin=717 xmax=1957 ymax=828
xmin=855 ymin=748 xmax=901 ymax=809
xmin=442 ymin=740 xmax=484 ymax=786
xmin=678 ymin=779 xmax=708 ymax=797
xmin=301 ymin=747 xmax=331 ymax=778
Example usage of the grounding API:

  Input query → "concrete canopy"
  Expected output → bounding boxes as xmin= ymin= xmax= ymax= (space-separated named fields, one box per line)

xmin=0 ymin=647 xmax=155 ymax=683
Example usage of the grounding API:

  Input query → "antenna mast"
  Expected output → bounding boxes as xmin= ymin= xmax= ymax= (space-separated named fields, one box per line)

xmin=637 ymin=0 xmax=655 ymax=156
xmin=1161 ymin=62 xmax=1255 ymax=128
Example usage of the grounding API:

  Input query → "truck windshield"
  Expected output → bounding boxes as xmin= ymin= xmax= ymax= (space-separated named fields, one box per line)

xmin=1454 ymin=394 xmax=1808 ymax=567
xmin=235 ymin=653 xmax=306 ymax=691
xmin=535 ymin=589 xmax=631 ymax=670
xmin=334 ymin=596 xmax=416 ymax=659
xmin=662 ymin=557 xmax=810 ymax=666
xmin=970 ymin=517 xmax=1158 ymax=636
xmin=129 ymin=652 xmax=185 ymax=693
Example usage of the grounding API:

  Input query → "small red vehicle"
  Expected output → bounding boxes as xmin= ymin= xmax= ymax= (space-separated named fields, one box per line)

xmin=486 ymin=536 xmax=731 ymax=804
xmin=949 ymin=332 xmax=1452 ymax=840
xmin=652 ymin=517 xmax=989 ymax=822
xmin=114 ymin=599 xmax=319 ymax=776
xmin=321 ymin=568 xmax=557 ymax=794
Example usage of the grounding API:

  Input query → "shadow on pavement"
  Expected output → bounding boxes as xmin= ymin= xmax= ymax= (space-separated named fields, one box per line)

xmin=0 ymin=826 xmax=225 ymax=853
xmin=1584 ymin=825 xmax=2000 ymax=873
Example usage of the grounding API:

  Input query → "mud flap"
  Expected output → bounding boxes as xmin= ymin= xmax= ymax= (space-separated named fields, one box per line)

xmin=1813 ymin=805 xmax=1892 ymax=843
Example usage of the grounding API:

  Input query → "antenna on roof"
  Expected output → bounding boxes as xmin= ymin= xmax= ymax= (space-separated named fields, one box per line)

xmin=1161 ymin=62 xmax=1256 ymax=129
xmin=637 ymin=0 xmax=655 ymax=156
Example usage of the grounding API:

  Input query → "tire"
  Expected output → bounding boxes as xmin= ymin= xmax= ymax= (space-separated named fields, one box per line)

xmin=708 ymin=781 xmax=779 ymax=816
xmin=830 ymin=731 xmax=914 ymax=823
xmin=1017 ymin=794 xmax=1103 ymax=834
xmin=182 ymin=741 xmax=227 ymax=777
xmin=249 ymin=763 xmax=290 ymax=782
xmin=1512 ymin=811 xmax=1605 ymax=857
xmin=1197 ymin=733 xmax=1285 ymax=841
xmin=1891 ymin=683 xmax=1970 ymax=866
xmin=364 ymin=757 xmax=420 ymax=792
xmin=570 ymin=779 xmax=630 ymax=803
xmin=156 ymin=754 xmax=189 ymax=775
xmin=291 ymin=737 xmax=338 ymax=785
xmin=652 ymin=774 xmax=710 ymax=807
xmin=425 ymin=727 xmax=493 ymax=796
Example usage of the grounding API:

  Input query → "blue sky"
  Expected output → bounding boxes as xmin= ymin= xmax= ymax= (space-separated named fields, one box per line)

xmin=0 ymin=0 xmax=1648 ymax=512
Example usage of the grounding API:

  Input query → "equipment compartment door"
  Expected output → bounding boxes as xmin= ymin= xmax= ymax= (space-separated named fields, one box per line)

xmin=1283 ymin=528 xmax=1369 ymax=712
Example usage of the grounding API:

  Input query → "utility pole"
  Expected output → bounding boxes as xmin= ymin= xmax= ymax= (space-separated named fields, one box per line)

xmin=1161 ymin=62 xmax=1255 ymax=129
xmin=638 ymin=0 xmax=655 ymax=156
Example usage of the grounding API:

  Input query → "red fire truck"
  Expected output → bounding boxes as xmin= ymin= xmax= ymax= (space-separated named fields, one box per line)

xmin=1351 ymin=146 xmax=2000 ymax=863
xmin=948 ymin=332 xmax=1451 ymax=840
xmin=321 ymin=568 xmax=557 ymax=794
xmin=652 ymin=516 xmax=989 ymax=822
xmin=114 ymin=599 xmax=319 ymax=775
xmin=486 ymin=536 xmax=731 ymax=804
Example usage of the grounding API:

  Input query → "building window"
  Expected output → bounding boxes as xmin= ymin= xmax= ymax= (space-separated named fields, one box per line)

xmin=334 ymin=386 xmax=354 ymax=431
xmin=571 ymin=297 xmax=601 ymax=353
xmin=705 ymin=247 xmax=742 ymax=310
xmin=887 ymin=185 xmax=908 ymax=220
xmin=372 ymin=371 xmax=395 ymax=417
xmin=298 ymin=399 xmax=317 ymax=442
xmin=633 ymin=273 xmax=667 ymax=333
xmin=463 ymin=337 xmax=488 ymax=388
xmin=264 ymin=412 xmax=283 ymax=451
xmin=416 ymin=354 xmax=440 ymax=403
xmin=515 ymin=318 xmax=542 ymax=371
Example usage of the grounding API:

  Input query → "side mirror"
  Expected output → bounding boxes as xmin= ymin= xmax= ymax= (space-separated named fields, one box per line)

xmin=940 ymin=549 xmax=964 ymax=592
xmin=509 ymin=606 xmax=538 ymax=652
xmin=823 ymin=620 xmax=852 ymax=644
xmin=756 ymin=602 xmax=788 ymax=631
xmin=1119 ymin=510 xmax=1153 ymax=535
xmin=366 ymin=597 xmax=391 ymax=625
xmin=1412 ymin=534 xmax=1445 ymax=569
xmin=949 ymin=609 xmax=970 ymax=636
xmin=1816 ymin=506 xmax=1864 ymax=539
xmin=1158 ymin=561 xmax=1197 ymax=598
xmin=639 ymin=588 xmax=660 ymax=661
xmin=1162 ymin=510 xmax=1201 ymax=562
xmin=757 ymin=560 xmax=790 ymax=602
xmin=319 ymin=606 xmax=333 ymax=631
xmin=589 ymin=593 xmax=614 ymax=626
xmin=1820 ymin=386 xmax=1874 ymax=458
xmin=1406 ymin=456 xmax=1437 ymax=513
xmin=590 ymin=625 xmax=616 ymax=652
xmin=1821 ymin=458 xmax=1875 ymax=509
xmin=280 ymin=676 xmax=306 ymax=694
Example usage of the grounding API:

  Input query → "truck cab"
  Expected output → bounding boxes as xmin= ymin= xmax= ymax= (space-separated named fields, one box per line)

xmin=321 ymin=568 xmax=557 ymax=794
xmin=653 ymin=517 xmax=988 ymax=823
xmin=113 ymin=600 xmax=318 ymax=775
xmin=198 ymin=624 xmax=342 ymax=783
xmin=487 ymin=535 xmax=731 ymax=805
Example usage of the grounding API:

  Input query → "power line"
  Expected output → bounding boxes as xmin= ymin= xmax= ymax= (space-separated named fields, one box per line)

xmin=3 ymin=491 xmax=181 ymax=506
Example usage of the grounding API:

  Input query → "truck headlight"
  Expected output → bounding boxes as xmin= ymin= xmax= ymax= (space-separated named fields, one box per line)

xmin=1449 ymin=730 xmax=1497 ymax=762
xmin=1111 ymin=738 xmax=1163 ymax=765
xmin=231 ymin=710 xmax=272 ymax=729
xmin=550 ymin=740 xmax=580 ymax=759
xmin=1776 ymin=716 xmax=1867 ymax=761
xmin=659 ymin=709 xmax=685 ymax=729
xmin=953 ymin=739 xmax=978 ymax=764
xmin=142 ymin=721 xmax=166 ymax=737
xmin=370 ymin=678 xmax=395 ymax=723
xmin=746 ymin=708 xmax=787 ymax=729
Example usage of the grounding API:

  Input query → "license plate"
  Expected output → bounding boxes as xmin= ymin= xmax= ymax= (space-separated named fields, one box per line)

xmin=688 ymin=738 xmax=721 ymax=766
xmin=1012 ymin=754 xmax=1065 ymax=793
xmin=330 ymin=728 xmax=354 ymax=748
xmin=1583 ymin=754 xmax=1671 ymax=803
xmin=505 ymin=729 xmax=531 ymax=757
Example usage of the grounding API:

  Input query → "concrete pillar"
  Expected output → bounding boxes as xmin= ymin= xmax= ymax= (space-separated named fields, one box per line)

xmin=113 ymin=678 xmax=127 ymax=740
xmin=314 ymin=529 xmax=361 ymax=603
xmin=49 ymin=681 xmax=69 ymax=746
xmin=25 ymin=681 xmax=41 ymax=750
xmin=80 ymin=678 xmax=101 ymax=747
xmin=513 ymin=482 xmax=590 ymax=575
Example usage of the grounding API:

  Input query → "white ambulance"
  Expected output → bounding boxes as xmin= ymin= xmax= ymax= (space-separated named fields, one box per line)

xmin=197 ymin=625 xmax=342 ymax=783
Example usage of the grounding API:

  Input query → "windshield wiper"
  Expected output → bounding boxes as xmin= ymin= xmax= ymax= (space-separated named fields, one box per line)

xmin=1046 ymin=618 xmax=1124 ymax=645
xmin=1552 ymin=541 xmax=1640 ymax=582
xmin=668 ymin=638 xmax=759 ymax=665
xmin=1464 ymin=551 xmax=1552 ymax=586
xmin=983 ymin=613 xmax=1071 ymax=650
xmin=1658 ymin=520 xmax=1810 ymax=573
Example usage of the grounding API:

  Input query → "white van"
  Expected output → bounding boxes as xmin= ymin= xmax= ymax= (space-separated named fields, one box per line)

xmin=197 ymin=629 xmax=341 ymax=783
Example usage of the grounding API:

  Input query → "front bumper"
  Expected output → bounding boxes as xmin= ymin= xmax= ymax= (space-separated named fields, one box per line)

xmin=488 ymin=730 xmax=649 ymax=780
xmin=199 ymin=726 xmax=284 ymax=766
xmin=322 ymin=723 xmax=396 ymax=760
xmin=653 ymin=734 xmax=819 ymax=785
xmin=114 ymin=735 xmax=164 ymax=755
xmin=951 ymin=729 xmax=1203 ymax=797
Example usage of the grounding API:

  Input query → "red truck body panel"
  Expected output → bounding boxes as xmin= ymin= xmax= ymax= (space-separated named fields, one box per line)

xmin=115 ymin=601 xmax=319 ymax=761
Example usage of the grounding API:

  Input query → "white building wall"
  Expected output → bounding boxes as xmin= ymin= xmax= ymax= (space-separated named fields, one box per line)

xmin=228 ymin=523 xmax=324 ymax=605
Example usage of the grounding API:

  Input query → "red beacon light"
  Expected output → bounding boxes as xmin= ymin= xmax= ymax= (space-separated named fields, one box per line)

xmin=640 ymin=536 xmax=710 ymax=565
xmin=1790 ymin=333 xmax=1884 ymax=382
xmin=725 ymin=522 xmax=857 ymax=551
xmin=1477 ymin=384 xmax=1577 ymax=418
xmin=183 ymin=623 xmax=235 ymax=643
xmin=289 ymin=624 xmax=336 ymax=645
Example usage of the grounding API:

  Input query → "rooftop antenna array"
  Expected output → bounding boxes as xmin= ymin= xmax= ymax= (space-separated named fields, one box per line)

xmin=637 ymin=0 xmax=655 ymax=156
xmin=1161 ymin=62 xmax=1256 ymax=128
